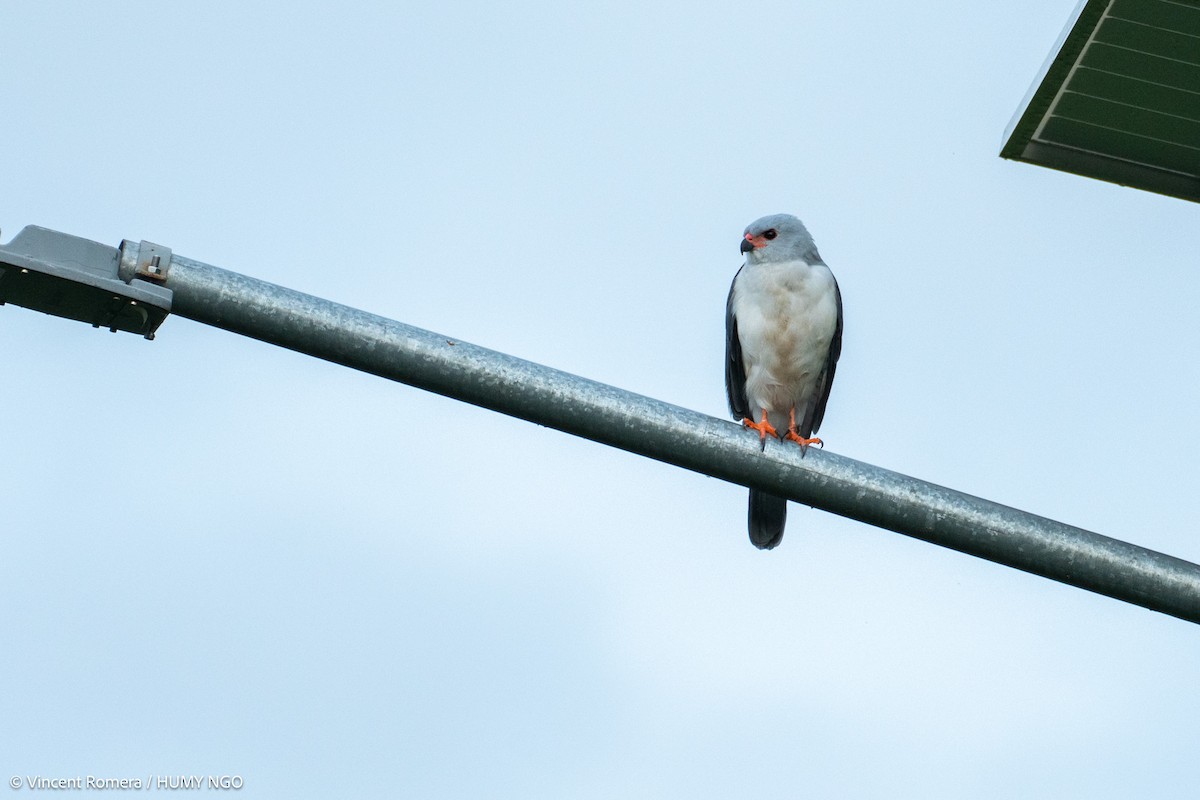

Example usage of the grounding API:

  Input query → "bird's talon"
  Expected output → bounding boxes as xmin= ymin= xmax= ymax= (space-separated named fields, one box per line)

xmin=784 ymin=431 xmax=823 ymax=449
xmin=742 ymin=415 xmax=778 ymax=441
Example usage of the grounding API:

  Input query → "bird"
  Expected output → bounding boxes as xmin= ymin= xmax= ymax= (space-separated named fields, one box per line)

xmin=725 ymin=213 xmax=843 ymax=550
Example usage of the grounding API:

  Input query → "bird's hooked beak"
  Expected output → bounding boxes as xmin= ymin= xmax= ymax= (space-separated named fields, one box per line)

xmin=740 ymin=233 xmax=760 ymax=254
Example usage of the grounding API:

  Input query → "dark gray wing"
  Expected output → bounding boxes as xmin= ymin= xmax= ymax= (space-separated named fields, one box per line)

xmin=802 ymin=276 xmax=843 ymax=437
xmin=724 ymin=268 xmax=750 ymax=421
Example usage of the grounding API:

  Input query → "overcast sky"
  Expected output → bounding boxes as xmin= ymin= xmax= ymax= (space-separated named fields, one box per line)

xmin=4 ymin=1 xmax=1200 ymax=797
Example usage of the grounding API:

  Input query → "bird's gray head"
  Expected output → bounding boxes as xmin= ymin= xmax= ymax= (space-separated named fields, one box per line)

xmin=740 ymin=213 xmax=823 ymax=265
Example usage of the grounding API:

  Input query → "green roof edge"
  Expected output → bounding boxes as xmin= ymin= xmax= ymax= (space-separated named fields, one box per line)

xmin=1000 ymin=0 xmax=1110 ymax=160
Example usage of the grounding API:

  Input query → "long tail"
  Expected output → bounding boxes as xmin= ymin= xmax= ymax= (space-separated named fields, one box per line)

xmin=748 ymin=489 xmax=787 ymax=550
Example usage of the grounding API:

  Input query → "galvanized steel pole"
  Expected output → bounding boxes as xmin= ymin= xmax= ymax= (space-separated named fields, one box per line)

xmin=143 ymin=248 xmax=1200 ymax=625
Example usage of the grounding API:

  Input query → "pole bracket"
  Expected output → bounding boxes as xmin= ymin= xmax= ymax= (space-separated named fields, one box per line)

xmin=119 ymin=239 xmax=172 ymax=284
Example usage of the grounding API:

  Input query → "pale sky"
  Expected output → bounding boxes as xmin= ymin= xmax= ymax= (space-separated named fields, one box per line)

xmin=3 ymin=2 xmax=1199 ymax=797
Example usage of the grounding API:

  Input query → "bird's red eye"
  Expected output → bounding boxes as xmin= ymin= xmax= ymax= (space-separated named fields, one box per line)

xmin=763 ymin=229 xmax=777 ymax=240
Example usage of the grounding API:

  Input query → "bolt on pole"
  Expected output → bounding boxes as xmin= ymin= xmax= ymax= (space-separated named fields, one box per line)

xmin=4 ymin=226 xmax=1200 ymax=625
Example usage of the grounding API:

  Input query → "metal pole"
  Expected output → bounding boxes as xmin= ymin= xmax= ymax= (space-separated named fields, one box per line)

xmin=153 ymin=249 xmax=1200 ymax=625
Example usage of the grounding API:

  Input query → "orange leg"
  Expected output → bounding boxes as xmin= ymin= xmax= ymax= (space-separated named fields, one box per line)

xmin=784 ymin=408 xmax=823 ymax=449
xmin=742 ymin=410 xmax=778 ymax=442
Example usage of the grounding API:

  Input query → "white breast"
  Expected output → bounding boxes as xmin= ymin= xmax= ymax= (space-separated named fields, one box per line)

xmin=732 ymin=259 xmax=838 ymax=427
